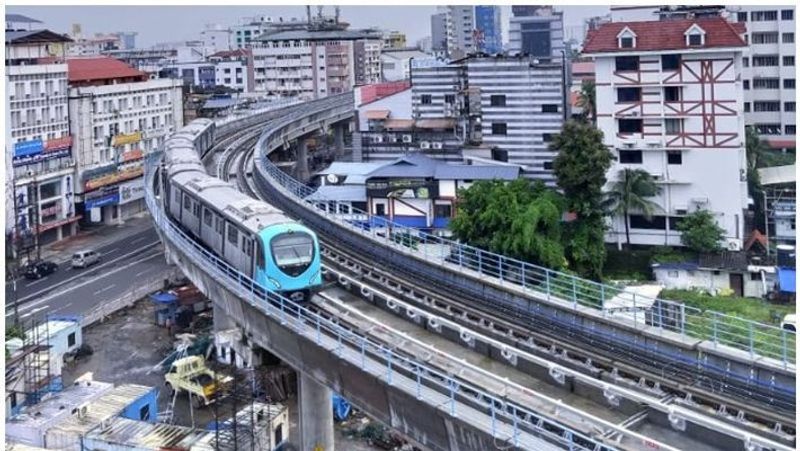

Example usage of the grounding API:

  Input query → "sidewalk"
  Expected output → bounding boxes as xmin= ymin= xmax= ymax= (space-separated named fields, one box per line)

xmin=21 ymin=213 xmax=156 ymax=265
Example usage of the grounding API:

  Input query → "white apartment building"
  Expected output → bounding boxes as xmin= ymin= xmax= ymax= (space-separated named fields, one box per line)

xmin=68 ymin=57 xmax=183 ymax=223
xmin=380 ymin=49 xmax=427 ymax=82
xmin=201 ymin=24 xmax=232 ymax=53
xmin=6 ymin=29 xmax=79 ymax=250
xmin=443 ymin=6 xmax=475 ymax=60
xmin=731 ymin=6 xmax=796 ymax=148
xmin=584 ymin=18 xmax=750 ymax=249
xmin=209 ymin=48 xmax=253 ymax=93
xmin=251 ymin=29 xmax=382 ymax=100
xmin=508 ymin=6 xmax=566 ymax=62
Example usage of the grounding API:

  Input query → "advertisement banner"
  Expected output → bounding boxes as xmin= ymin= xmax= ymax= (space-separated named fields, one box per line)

xmin=13 ymin=137 xmax=72 ymax=167
xmin=44 ymin=135 xmax=72 ymax=152
xmin=84 ymin=192 xmax=120 ymax=210
xmin=112 ymin=131 xmax=142 ymax=147
xmin=83 ymin=166 xmax=143 ymax=191
xmin=121 ymin=149 xmax=144 ymax=162
xmin=14 ymin=139 xmax=44 ymax=158
xmin=118 ymin=179 xmax=145 ymax=205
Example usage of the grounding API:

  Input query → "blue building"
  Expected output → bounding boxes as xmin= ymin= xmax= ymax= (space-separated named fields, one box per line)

xmin=474 ymin=6 xmax=502 ymax=54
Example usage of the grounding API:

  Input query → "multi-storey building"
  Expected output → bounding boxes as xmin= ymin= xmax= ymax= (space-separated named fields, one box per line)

xmin=6 ymin=28 xmax=78 ymax=251
xmin=380 ymin=48 xmax=427 ymax=82
xmin=251 ymin=29 xmax=382 ymax=99
xmin=731 ymin=6 xmax=796 ymax=149
xmin=474 ymin=6 xmax=502 ymax=54
xmin=430 ymin=12 xmax=448 ymax=57
xmin=201 ymin=24 xmax=232 ymax=54
xmin=208 ymin=48 xmax=254 ymax=92
xmin=381 ymin=30 xmax=407 ymax=50
xmin=508 ymin=5 xmax=565 ymax=62
xmin=413 ymin=56 xmax=564 ymax=184
xmin=444 ymin=6 xmax=475 ymax=60
xmin=68 ymin=57 xmax=183 ymax=223
xmin=584 ymin=18 xmax=750 ymax=248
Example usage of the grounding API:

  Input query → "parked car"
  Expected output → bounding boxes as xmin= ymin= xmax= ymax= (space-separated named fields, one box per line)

xmin=71 ymin=250 xmax=101 ymax=269
xmin=23 ymin=260 xmax=58 ymax=280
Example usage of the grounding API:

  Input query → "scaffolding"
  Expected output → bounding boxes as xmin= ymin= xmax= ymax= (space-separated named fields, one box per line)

xmin=6 ymin=318 xmax=53 ymax=412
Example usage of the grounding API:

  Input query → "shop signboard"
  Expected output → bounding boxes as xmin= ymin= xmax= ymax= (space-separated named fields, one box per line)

xmin=112 ymin=131 xmax=142 ymax=147
xmin=13 ymin=137 xmax=72 ymax=167
xmin=118 ymin=179 xmax=145 ymax=205
xmin=84 ymin=192 xmax=120 ymax=210
xmin=366 ymin=178 xmax=438 ymax=199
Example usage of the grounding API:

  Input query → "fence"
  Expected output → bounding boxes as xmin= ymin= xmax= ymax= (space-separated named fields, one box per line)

xmin=80 ymin=269 xmax=179 ymax=328
xmin=252 ymin=96 xmax=796 ymax=368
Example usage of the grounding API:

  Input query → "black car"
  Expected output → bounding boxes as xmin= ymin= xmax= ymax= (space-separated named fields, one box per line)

xmin=23 ymin=261 xmax=58 ymax=280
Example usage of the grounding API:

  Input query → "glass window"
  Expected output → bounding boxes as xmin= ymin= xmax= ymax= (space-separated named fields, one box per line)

xmin=784 ymin=79 xmax=795 ymax=89
xmin=786 ymin=125 xmax=796 ymax=135
xmin=665 ymin=118 xmax=682 ymax=135
xmin=542 ymin=104 xmax=558 ymax=113
xmin=490 ymin=95 xmax=506 ymax=106
xmin=444 ymin=94 xmax=455 ymax=104
xmin=421 ymin=94 xmax=432 ymax=105
xmin=227 ymin=225 xmax=238 ymax=244
xmin=737 ymin=12 xmax=748 ymax=21
xmin=618 ymin=119 xmax=642 ymax=133
xmin=753 ymin=55 xmax=779 ymax=67
xmin=783 ymin=56 xmax=795 ymax=66
xmin=271 ymin=232 xmax=314 ymax=273
xmin=542 ymin=133 xmax=553 ymax=142
xmin=688 ymin=34 xmax=703 ymax=46
xmin=752 ymin=32 xmax=779 ymax=44
xmin=491 ymin=123 xmax=507 ymax=135
xmin=617 ymin=87 xmax=641 ymax=102
xmin=783 ymin=33 xmax=794 ymax=44
xmin=751 ymin=10 xmax=778 ymax=21
xmin=754 ymin=102 xmax=780 ymax=112
xmin=743 ymin=80 xmax=750 ymax=90
xmin=781 ymin=9 xmax=793 ymax=20
xmin=39 ymin=181 xmax=60 ymax=199
xmin=744 ymin=102 xmax=751 ymax=112
xmin=183 ymin=194 xmax=191 ymax=211
xmin=203 ymin=208 xmax=212 ymax=226
xmin=785 ymin=102 xmax=796 ymax=112
xmin=615 ymin=56 xmax=639 ymax=71
xmin=620 ymin=37 xmax=634 ymax=48
xmin=664 ymin=86 xmax=681 ymax=102
xmin=743 ymin=57 xmax=749 ymax=67
xmin=619 ymin=150 xmax=643 ymax=164
xmin=68 ymin=332 xmax=76 ymax=347
xmin=662 ymin=54 xmax=680 ymax=70
xmin=667 ymin=151 xmax=682 ymax=165
xmin=375 ymin=203 xmax=386 ymax=216
xmin=753 ymin=78 xmax=780 ymax=89
xmin=755 ymin=123 xmax=782 ymax=135
xmin=630 ymin=215 xmax=667 ymax=229
xmin=434 ymin=204 xmax=452 ymax=218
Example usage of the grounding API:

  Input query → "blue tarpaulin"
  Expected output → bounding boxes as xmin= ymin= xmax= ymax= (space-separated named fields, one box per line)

xmin=778 ymin=268 xmax=796 ymax=293
xmin=149 ymin=292 xmax=177 ymax=304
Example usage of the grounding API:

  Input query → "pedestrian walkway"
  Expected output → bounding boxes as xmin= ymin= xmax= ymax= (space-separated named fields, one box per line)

xmin=18 ymin=213 xmax=155 ymax=266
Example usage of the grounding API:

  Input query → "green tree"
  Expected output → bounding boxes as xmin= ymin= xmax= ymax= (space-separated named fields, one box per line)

xmin=677 ymin=210 xmax=725 ymax=253
xmin=577 ymin=80 xmax=596 ymax=124
xmin=746 ymin=126 xmax=767 ymax=232
xmin=552 ymin=120 xmax=614 ymax=280
xmin=603 ymin=168 xmax=662 ymax=247
xmin=450 ymin=179 xmax=566 ymax=269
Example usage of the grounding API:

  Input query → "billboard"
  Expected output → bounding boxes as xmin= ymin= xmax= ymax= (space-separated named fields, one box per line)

xmin=118 ymin=179 xmax=145 ymax=205
xmin=83 ymin=165 xmax=143 ymax=191
xmin=13 ymin=136 xmax=72 ymax=167
xmin=112 ymin=131 xmax=142 ymax=147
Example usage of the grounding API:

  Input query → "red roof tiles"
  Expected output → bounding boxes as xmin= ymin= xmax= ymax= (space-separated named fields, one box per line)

xmin=583 ymin=18 xmax=746 ymax=54
xmin=67 ymin=57 xmax=148 ymax=83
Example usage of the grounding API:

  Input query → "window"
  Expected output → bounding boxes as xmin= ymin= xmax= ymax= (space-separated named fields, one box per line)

xmin=751 ymin=10 xmax=778 ymax=21
xmin=783 ymin=56 xmax=795 ymax=66
xmin=619 ymin=150 xmax=643 ymax=164
xmin=754 ymin=101 xmax=780 ymax=112
xmin=67 ymin=332 xmax=76 ymax=347
xmin=139 ymin=404 xmax=150 ymax=421
xmin=743 ymin=57 xmax=749 ymax=68
xmin=630 ymin=215 xmax=667 ymax=229
xmin=491 ymin=122 xmax=507 ymax=135
xmin=183 ymin=195 xmax=191 ymax=211
xmin=784 ymin=79 xmax=795 ymax=89
xmin=618 ymin=119 xmax=642 ymax=133
xmin=542 ymin=133 xmax=553 ymax=142
xmin=665 ymin=118 xmax=682 ymax=135
xmin=753 ymin=55 xmax=779 ymax=67
xmin=615 ymin=56 xmax=639 ymax=71
xmin=227 ymin=225 xmax=238 ymax=244
xmin=490 ymin=95 xmax=506 ymax=106
xmin=783 ymin=33 xmax=795 ymax=44
xmin=216 ymin=217 xmax=224 ymax=234
xmin=786 ymin=125 xmax=796 ymax=135
xmin=620 ymin=37 xmax=634 ymax=48
xmin=421 ymin=94 xmax=432 ymax=105
xmin=752 ymin=32 xmax=779 ymax=44
xmin=688 ymin=33 xmax=703 ymax=46
xmin=193 ymin=202 xmax=200 ymax=218
xmin=39 ymin=181 xmax=60 ymax=199
xmin=542 ymin=104 xmax=558 ymax=113
xmin=782 ymin=9 xmax=793 ymax=20
xmin=434 ymin=204 xmax=452 ymax=218
xmin=744 ymin=102 xmax=751 ymax=113
xmin=375 ymin=203 xmax=386 ymax=216
xmin=661 ymin=54 xmax=681 ymax=71
xmin=668 ymin=270 xmax=679 ymax=278
xmin=617 ymin=87 xmax=641 ymax=102
xmin=744 ymin=80 xmax=750 ymax=90
xmin=737 ymin=12 xmax=747 ymax=22
xmin=753 ymin=78 xmax=780 ymax=89
xmin=203 ymin=208 xmax=212 ymax=226
xmin=755 ymin=123 xmax=782 ymax=135
xmin=667 ymin=151 xmax=682 ymax=165
xmin=274 ymin=424 xmax=283 ymax=446
xmin=444 ymin=94 xmax=455 ymax=104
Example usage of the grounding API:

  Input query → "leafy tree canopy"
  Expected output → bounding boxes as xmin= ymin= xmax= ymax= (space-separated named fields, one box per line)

xmin=677 ymin=209 xmax=725 ymax=253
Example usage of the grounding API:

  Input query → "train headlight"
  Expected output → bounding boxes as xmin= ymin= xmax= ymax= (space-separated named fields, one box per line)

xmin=268 ymin=277 xmax=281 ymax=289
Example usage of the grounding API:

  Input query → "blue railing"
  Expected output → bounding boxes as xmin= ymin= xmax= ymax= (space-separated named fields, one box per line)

xmin=143 ymin=150 xmax=649 ymax=451
xmin=252 ymin=100 xmax=795 ymax=368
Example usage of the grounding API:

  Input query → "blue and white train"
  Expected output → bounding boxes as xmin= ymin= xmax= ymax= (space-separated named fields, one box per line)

xmin=158 ymin=118 xmax=322 ymax=301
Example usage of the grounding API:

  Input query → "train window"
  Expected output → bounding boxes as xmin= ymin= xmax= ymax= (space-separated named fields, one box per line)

xmin=183 ymin=194 xmax=190 ymax=211
xmin=193 ymin=202 xmax=201 ymax=218
xmin=174 ymin=189 xmax=180 ymax=204
xmin=216 ymin=217 xmax=224 ymax=234
xmin=243 ymin=239 xmax=252 ymax=256
xmin=256 ymin=241 xmax=265 ymax=268
xmin=203 ymin=208 xmax=212 ymax=226
xmin=271 ymin=232 xmax=314 ymax=277
xmin=227 ymin=226 xmax=238 ymax=244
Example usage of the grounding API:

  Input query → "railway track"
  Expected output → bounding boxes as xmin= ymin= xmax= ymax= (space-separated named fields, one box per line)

xmin=213 ymin=112 xmax=795 ymax=450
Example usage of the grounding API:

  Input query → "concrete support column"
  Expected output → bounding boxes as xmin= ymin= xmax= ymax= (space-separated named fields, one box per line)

xmin=334 ymin=123 xmax=346 ymax=157
xmin=299 ymin=373 xmax=334 ymax=451
xmin=213 ymin=302 xmax=238 ymax=332
xmin=295 ymin=139 xmax=310 ymax=181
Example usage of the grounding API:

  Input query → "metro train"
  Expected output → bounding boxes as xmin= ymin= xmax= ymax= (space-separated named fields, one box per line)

xmin=158 ymin=118 xmax=322 ymax=301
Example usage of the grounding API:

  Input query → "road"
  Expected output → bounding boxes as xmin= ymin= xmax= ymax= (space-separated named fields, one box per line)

xmin=5 ymin=226 xmax=174 ymax=321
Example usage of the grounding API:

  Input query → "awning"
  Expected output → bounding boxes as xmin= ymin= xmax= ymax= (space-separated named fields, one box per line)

xmin=365 ymin=109 xmax=390 ymax=120
xmin=778 ymin=268 xmax=796 ymax=293
xmin=383 ymin=119 xmax=414 ymax=130
xmin=415 ymin=118 xmax=455 ymax=129
xmin=765 ymin=138 xmax=796 ymax=150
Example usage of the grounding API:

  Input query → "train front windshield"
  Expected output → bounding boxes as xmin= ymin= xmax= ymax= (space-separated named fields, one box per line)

xmin=271 ymin=232 xmax=315 ymax=277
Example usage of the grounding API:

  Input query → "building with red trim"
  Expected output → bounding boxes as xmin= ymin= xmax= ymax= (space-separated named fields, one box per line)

xmin=67 ymin=57 xmax=183 ymax=224
xmin=584 ymin=17 xmax=750 ymax=249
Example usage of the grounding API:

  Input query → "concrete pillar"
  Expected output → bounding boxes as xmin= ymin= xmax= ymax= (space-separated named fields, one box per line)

xmin=298 ymin=373 xmax=334 ymax=451
xmin=295 ymin=140 xmax=310 ymax=181
xmin=334 ymin=123 xmax=346 ymax=157
xmin=213 ymin=302 xmax=238 ymax=332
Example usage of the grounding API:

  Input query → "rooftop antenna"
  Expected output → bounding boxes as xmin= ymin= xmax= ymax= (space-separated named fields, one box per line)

xmin=335 ymin=6 xmax=340 ymax=24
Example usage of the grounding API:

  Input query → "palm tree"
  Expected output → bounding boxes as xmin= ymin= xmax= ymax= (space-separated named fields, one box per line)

xmin=577 ymin=80 xmax=596 ymax=124
xmin=604 ymin=168 xmax=662 ymax=247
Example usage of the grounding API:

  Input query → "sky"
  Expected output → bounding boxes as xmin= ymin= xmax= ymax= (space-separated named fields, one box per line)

xmin=7 ymin=5 xmax=611 ymax=48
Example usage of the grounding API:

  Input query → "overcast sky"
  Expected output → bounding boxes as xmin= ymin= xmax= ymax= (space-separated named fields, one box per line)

xmin=8 ymin=5 xmax=611 ymax=47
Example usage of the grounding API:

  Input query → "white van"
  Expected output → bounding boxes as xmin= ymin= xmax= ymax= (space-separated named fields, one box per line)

xmin=781 ymin=314 xmax=796 ymax=333
xmin=71 ymin=250 xmax=101 ymax=269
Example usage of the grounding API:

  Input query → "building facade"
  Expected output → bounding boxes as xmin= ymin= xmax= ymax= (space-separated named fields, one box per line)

xmin=508 ymin=5 xmax=565 ymax=62
xmin=201 ymin=24 xmax=232 ymax=53
xmin=6 ymin=29 xmax=79 ymax=252
xmin=68 ymin=57 xmax=183 ymax=223
xmin=413 ymin=56 xmax=564 ymax=184
xmin=430 ymin=12 xmax=448 ymax=57
xmin=731 ymin=6 xmax=796 ymax=149
xmin=380 ymin=48 xmax=427 ymax=82
xmin=381 ymin=30 xmax=407 ymax=50
xmin=474 ymin=6 xmax=502 ymax=54
xmin=444 ymin=6 xmax=475 ymax=60
xmin=584 ymin=18 xmax=750 ymax=248
xmin=208 ymin=48 xmax=254 ymax=92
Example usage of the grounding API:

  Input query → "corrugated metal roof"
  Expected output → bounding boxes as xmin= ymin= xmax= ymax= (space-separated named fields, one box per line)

xmin=434 ymin=164 xmax=519 ymax=180
xmin=6 ymin=379 xmax=114 ymax=430
xmin=317 ymin=162 xmax=383 ymax=176
xmin=306 ymin=185 xmax=367 ymax=202
xmin=203 ymin=98 xmax=237 ymax=109
xmin=49 ymin=384 xmax=155 ymax=435
xmin=67 ymin=57 xmax=147 ymax=82
xmin=6 ymin=29 xmax=72 ymax=44
xmin=367 ymin=154 xmax=438 ymax=178
xmin=364 ymin=109 xmax=391 ymax=120
xmin=6 ymin=13 xmax=43 ymax=23
xmin=257 ymin=29 xmax=380 ymax=42
xmin=758 ymin=164 xmax=796 ymax=186
xmin=84 ymin=417 xmax=212 ymax=449
xmin=415 ymin=118 xmax=456 ymax=129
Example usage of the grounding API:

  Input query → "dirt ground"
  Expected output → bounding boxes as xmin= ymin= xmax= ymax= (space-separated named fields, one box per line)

xmin=62 ymin=299 xmax=397 ymax=450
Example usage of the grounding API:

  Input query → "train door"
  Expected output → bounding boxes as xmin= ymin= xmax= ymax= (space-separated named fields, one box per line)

xmin=242 ymin=236 xmax=254 ymax=277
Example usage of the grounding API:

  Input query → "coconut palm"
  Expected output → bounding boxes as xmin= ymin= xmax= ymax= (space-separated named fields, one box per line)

xmin=603 ymin=168 xmax=662 ymax=247
xmin=577 ymin=80 xmax=596 ymax=124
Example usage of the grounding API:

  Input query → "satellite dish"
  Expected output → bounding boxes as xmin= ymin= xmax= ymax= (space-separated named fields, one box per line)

xmin=326 ymin=174 xmax=339 ymax=184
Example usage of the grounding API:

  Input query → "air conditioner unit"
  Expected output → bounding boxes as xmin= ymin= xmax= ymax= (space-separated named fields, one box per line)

xmin=646 ymin=140 xmax=663 ymax=148
xmin=432 ymin=142 xmax=443 ymax=150
xmin=623 ymin=142 xmax=636 ymax=149
xmin=374 ymin=135 xmax=383 ymax=143
xmin=402 ymin=134 xmax=413 ymax=143
xmin=726 ymin=239 xmax=742 ymax=251
xmin=420 ymin=141 xmax=430 ymax=149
